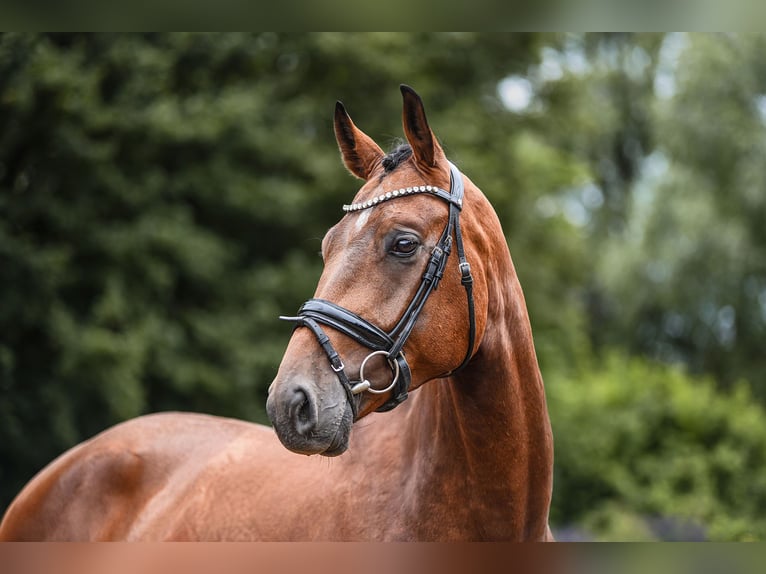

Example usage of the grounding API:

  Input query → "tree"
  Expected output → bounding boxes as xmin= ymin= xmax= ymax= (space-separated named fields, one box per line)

xmin=594 ymin=34 xmax=766 ymax=395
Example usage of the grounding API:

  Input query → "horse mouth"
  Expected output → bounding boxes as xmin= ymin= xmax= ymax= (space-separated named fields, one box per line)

xmin=321 ymin=439 xmax=348 ymax=457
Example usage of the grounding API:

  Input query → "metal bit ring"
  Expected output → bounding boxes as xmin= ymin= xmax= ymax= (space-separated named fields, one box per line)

xmin=357 ymin=350 xmax=400 ymax=395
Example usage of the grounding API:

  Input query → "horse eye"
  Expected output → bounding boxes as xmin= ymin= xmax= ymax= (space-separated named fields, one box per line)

xmin=390 ymin=235 xmax=420 ymax=257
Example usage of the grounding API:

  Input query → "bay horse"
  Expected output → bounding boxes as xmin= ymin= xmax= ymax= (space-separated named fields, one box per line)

xmin=0 ymin=85 xmax=554 ymax=541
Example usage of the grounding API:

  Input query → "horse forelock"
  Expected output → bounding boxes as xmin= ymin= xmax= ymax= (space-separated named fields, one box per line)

xmin=381 ymin=143 xmax=412 ymax=173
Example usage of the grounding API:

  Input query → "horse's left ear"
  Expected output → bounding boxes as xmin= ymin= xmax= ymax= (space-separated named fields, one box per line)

xmin=334 ymin=101 xmax=385 ymax=180
xmin=400 ymin=84 xmax=446 ymax=170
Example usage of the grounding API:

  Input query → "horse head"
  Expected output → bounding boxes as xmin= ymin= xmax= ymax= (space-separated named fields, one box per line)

xmin=266 ymin=86 xmax=490 ymax=456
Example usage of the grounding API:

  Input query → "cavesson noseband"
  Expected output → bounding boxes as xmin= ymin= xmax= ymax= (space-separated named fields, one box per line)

xmin=280 ymin=162 xmax=476 ymax=419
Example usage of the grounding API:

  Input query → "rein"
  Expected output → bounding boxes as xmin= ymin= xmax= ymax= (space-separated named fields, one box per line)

xmin=280 ymin=162 xmax=476 ymax=419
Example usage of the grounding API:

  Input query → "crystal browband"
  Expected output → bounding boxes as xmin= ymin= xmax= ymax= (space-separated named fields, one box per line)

xmin=342 ymin=185 xmax=463 ymax=213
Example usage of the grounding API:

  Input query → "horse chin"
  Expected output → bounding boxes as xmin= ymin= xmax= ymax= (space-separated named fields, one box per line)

xmin=320 ymin=402 xmax=353 ymax=457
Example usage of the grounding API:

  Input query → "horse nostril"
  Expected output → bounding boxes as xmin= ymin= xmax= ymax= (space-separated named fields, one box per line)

xmin=289 ymin=387 xmax=318 ymax=436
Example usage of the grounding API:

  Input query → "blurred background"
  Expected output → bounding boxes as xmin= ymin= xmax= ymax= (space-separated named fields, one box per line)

xmin=1 ymin=33 xmax=765 ymax=540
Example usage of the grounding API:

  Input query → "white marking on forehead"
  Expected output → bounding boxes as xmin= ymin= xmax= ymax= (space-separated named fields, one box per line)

xmin=354 ymin=207 xmax=373 ymax=231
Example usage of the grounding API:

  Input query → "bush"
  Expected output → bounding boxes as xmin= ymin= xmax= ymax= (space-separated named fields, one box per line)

xmin=547 ymin=353 xmax=766 ymax=541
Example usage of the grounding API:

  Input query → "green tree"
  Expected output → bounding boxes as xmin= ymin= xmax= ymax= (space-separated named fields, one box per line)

xmin=594 ymin=34 xmax=766 ymax=395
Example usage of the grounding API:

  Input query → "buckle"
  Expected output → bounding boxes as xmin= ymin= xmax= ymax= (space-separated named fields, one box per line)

xmin=459 ymin=261 xmax=473 ymax=285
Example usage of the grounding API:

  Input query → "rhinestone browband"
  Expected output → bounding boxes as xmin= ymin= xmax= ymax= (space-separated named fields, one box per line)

xmin=342 ymin=185 xmax=461 ymax=213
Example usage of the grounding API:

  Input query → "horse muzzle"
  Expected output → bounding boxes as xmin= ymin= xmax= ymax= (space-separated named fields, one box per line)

xmin=266 ymin=375 xmax=353 ymax=456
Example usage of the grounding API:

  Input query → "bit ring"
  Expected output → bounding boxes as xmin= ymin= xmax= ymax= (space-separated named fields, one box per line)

xmin=355 ymin=350 xmax=400 ymax=395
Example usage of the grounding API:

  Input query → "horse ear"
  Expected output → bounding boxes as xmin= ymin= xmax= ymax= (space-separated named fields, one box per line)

xmin=334 ymin=101 xmax=384 ymax=180
xmin=400 ymin=84 xmax=446 ymax=170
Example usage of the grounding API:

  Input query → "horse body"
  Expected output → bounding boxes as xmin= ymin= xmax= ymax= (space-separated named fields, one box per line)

xmin=0 ymin=86 xmax=553 ymax=541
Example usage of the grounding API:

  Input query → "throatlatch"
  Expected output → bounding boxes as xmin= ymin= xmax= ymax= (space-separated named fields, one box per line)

xmin=280 ymin=162 xmax=476 ymax=419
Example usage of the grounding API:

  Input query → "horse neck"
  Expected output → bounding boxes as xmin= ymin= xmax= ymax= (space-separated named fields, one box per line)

xmin=399 ymin=201 xmax=554 ymax=539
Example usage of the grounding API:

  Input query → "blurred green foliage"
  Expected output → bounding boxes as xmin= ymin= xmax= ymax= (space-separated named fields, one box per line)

xmin=1 ymin=33 xmax=765 ymax=540
xmin=549 ymin=354 xmax=766 ymax=541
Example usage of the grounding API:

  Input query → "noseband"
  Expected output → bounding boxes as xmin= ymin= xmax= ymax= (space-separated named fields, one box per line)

xmin=280 ymin=162 xmax=476 ymax=419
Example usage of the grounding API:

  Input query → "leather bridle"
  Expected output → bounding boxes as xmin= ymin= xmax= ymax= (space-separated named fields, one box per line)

xmin=280 ymin=162 xmax=476 ymax=419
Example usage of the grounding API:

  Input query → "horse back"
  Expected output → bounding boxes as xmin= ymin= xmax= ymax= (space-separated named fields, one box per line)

xmin=0 ymin=412 xmax=274 ymax=540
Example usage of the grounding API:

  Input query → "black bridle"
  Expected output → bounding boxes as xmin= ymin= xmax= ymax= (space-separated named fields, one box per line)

xmin=280 ymin=162 xmax=476 ymax=419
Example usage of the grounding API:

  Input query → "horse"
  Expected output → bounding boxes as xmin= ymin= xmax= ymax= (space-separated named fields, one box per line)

xmin=0 ymin=85 xmax=554 ymax=541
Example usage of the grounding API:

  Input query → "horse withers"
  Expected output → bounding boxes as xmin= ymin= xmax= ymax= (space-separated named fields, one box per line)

xmin=0 ymin=85 xmax=554 ymax=541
